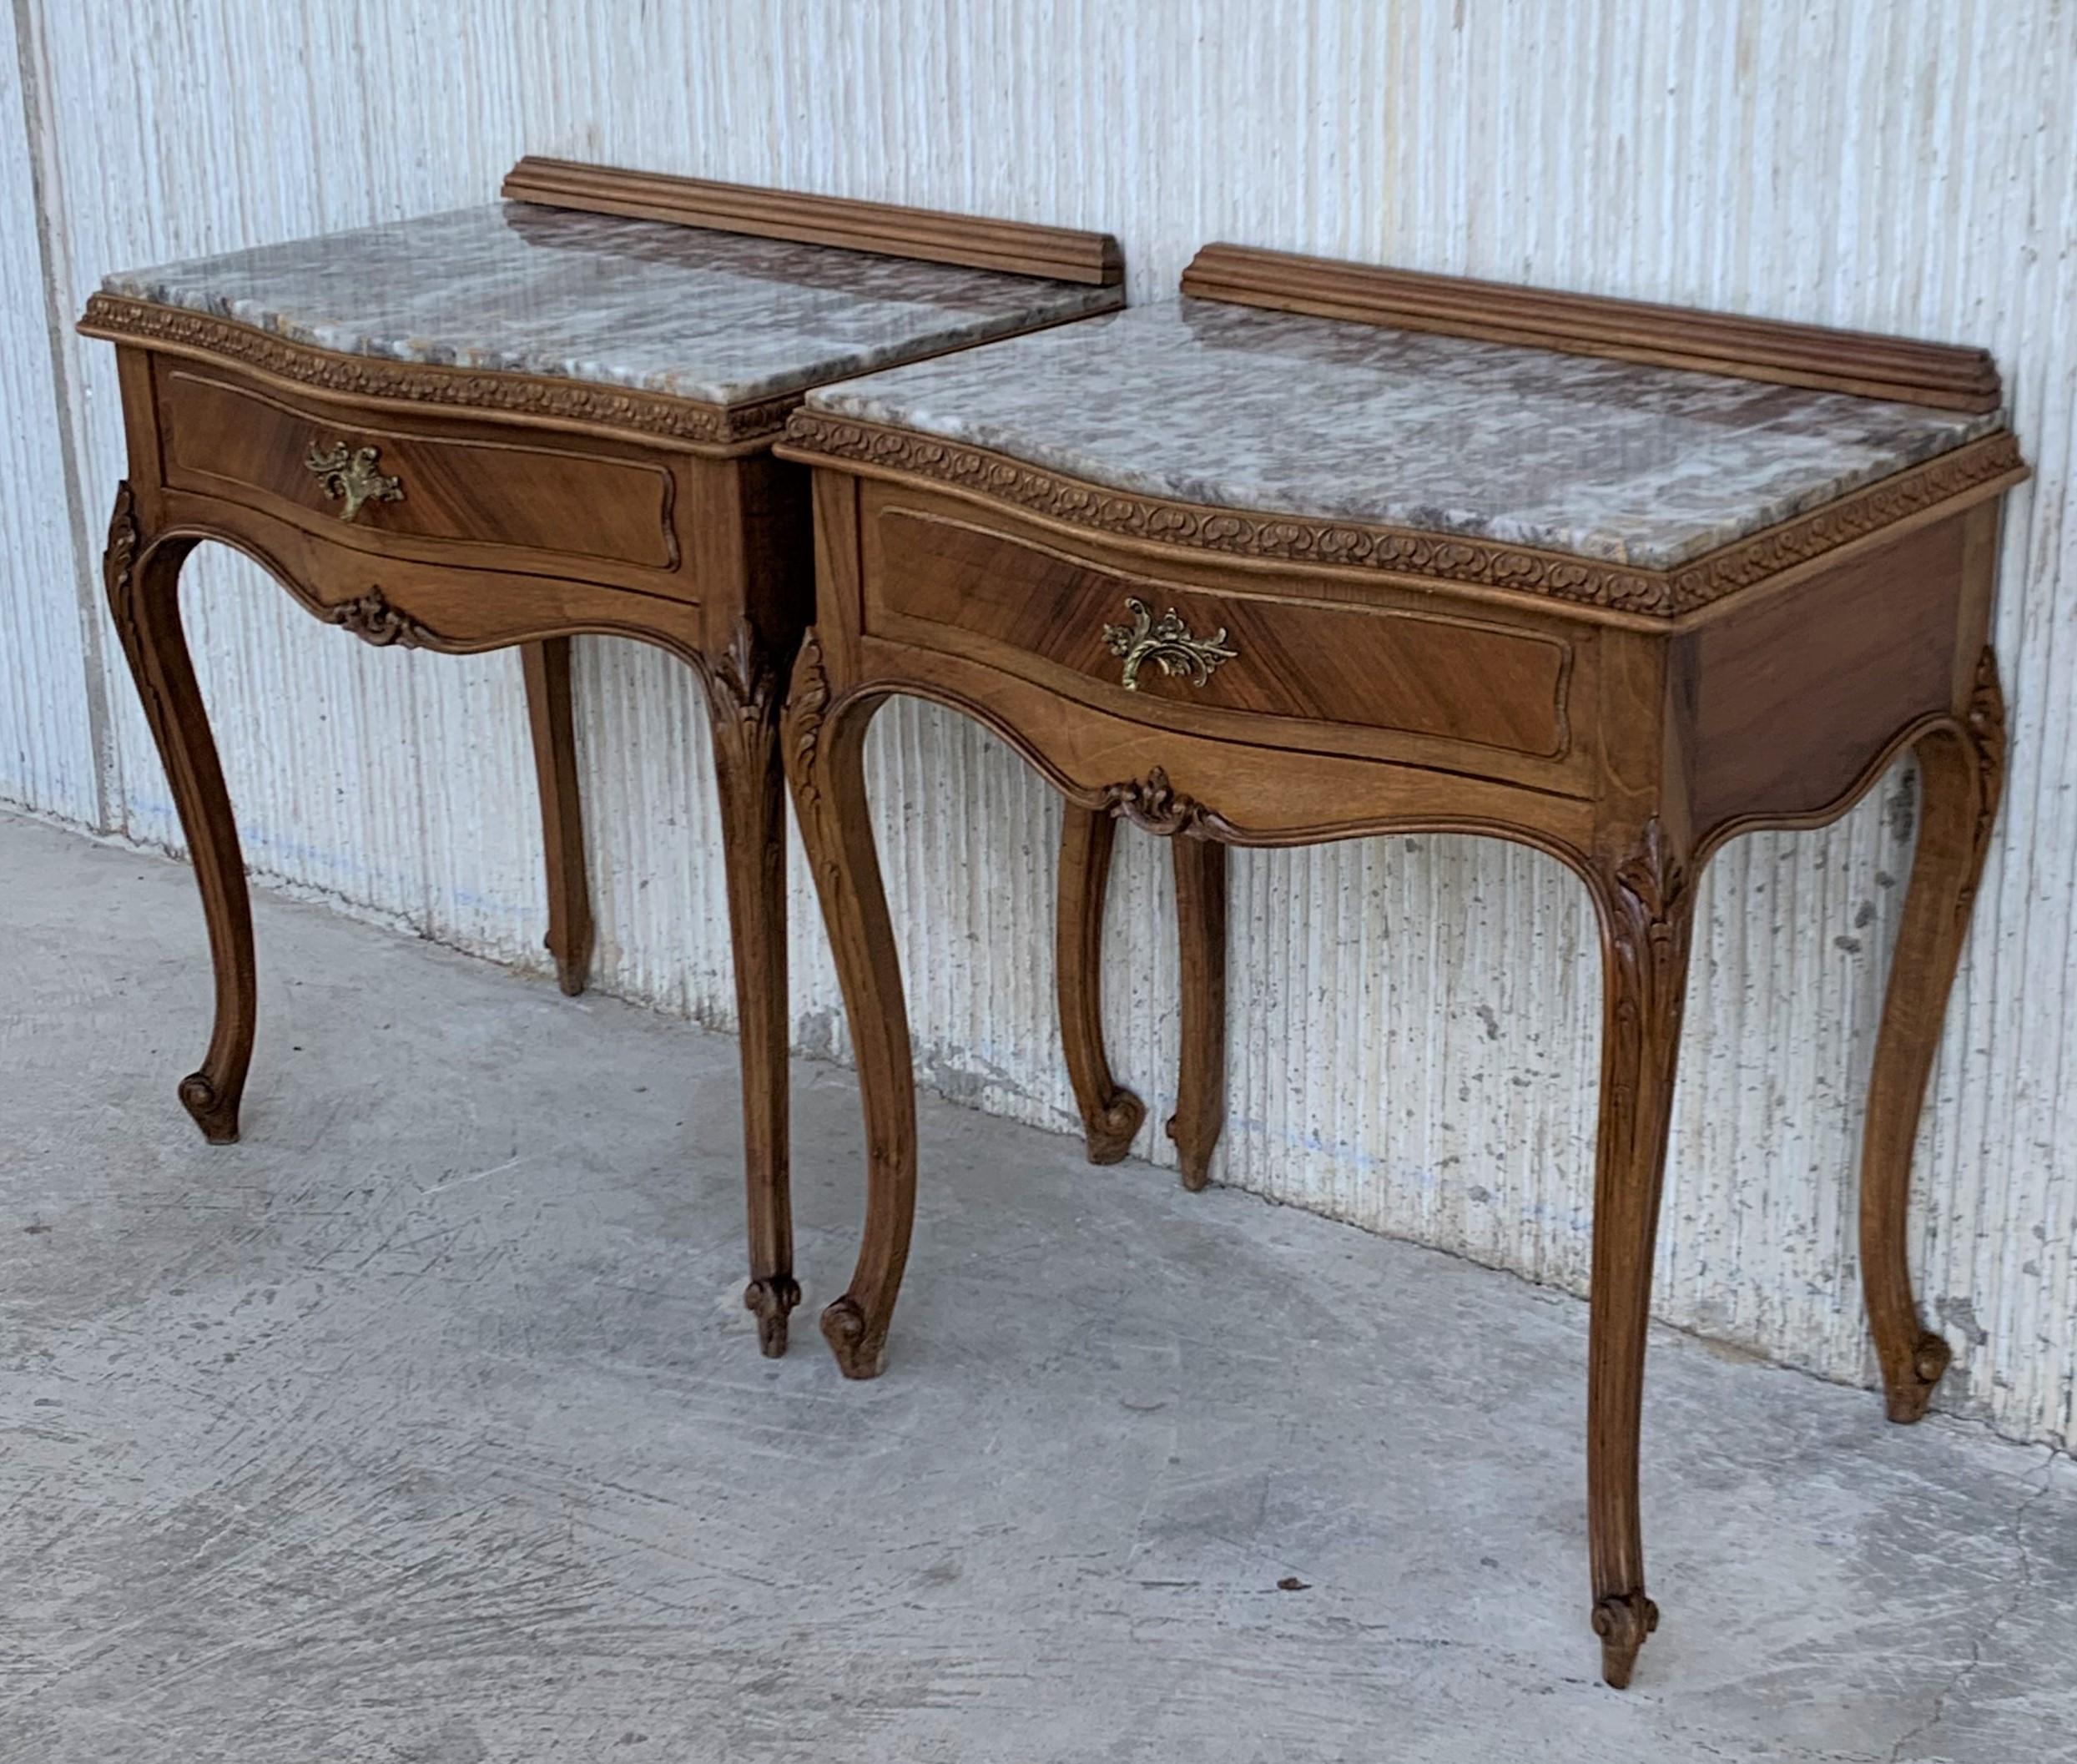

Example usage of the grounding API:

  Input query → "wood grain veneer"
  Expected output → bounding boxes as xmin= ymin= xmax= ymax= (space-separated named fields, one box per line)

xmin=869 ymin=505 xmax=1575 ymax=758
xmin=159 ymin=365 xmax=682 ymax=577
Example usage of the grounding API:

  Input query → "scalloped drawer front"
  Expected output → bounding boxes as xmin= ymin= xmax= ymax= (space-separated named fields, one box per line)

xmin=868 ymin=506 xmax=1575 ymax=759
xmin=159 ymin=366 xmax=678 ymax=572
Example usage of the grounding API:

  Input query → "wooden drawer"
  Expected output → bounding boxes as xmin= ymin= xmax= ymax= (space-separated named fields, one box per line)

xmin=865 ymin=503 xmax=1577 ymax=761
xmin=157 ymin=364 xmax=681 ymax=577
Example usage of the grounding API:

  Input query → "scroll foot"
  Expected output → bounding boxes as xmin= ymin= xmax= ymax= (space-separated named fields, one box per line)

xmin=1859 ymin=668 xmax=2000 ymax=1426
xmin=744 ymin=1275 xmax=802 ymax=1358
xmin=1884 ymin=1331 xmax=1953 ymax=1424
xmin=178 ymin=1071 xmax=239 ymax=1144
xmin=1082 ymin=1087 xmax=1147 ymax=1165
xmin=1591 ymin=1590 xmax=1659 ymax=1690
xmin=821 ymin=1295 xmax=887 ymax=1380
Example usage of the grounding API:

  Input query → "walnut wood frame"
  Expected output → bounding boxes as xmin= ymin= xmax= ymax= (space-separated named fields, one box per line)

xmin=503 ymin=156 xmax=1122 ymax=287
xmin=774 ymin=245 xmax=2024 ymax=1687
xmin=81 ymin=159 xmax=1127 ymax=1363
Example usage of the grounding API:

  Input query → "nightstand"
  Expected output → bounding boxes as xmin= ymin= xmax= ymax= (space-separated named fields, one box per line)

xmin=80 ymin=157 xmax=1123 ymax=1358
xmin=774 ymin=243 xmax=2024 ymax=1683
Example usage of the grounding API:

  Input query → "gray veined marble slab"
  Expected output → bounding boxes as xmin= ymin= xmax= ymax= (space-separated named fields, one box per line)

xmin=103 ymin=202 xmax=1122 ymax=411
xmin=807 ymin=298 xmax=2002 ymax=569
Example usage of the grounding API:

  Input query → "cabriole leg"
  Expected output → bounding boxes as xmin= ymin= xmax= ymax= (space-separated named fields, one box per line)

xmin=1167 ymin=834 xmax=1228 ymax=1190
xmin=783 ymin=636 xmax=913 ymax=1379
xmin=702 ymin=623 xmax=799 ymax=1357
xmin=1585 ymin=818 xmax=1695 ymax=1689
xmin=1859 ymin=654 xmax=2004 ymax=1423
xmin=1056 ymin=805 xmax=1145 ymax=1162
xmin=520 ymin=637 xmax=594 ymax=997
xmin=102 ymin=485 xmax=252 ymax=1143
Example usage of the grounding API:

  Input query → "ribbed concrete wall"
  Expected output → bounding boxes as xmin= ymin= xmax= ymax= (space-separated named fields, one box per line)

xmin=4 ymin=2 xmax=2071 ymax=1448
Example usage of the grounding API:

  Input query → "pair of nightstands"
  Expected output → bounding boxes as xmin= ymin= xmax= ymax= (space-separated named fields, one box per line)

xmin=87 ymin=159 xmax=2024 ymax=1688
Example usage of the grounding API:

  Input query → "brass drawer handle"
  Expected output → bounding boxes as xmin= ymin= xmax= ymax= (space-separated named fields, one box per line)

xmin=305 ymin=441 xmax=404 ymax=522
xmin=1102 ymin=597 xmax=1238 ymax=692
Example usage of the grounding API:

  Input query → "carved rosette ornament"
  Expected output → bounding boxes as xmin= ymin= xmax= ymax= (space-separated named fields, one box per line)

xmin=330 ymin=588 xmax=431 ymax=648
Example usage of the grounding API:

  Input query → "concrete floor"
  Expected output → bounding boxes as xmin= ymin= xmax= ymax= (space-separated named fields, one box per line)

xmin=2 ymin=811 xmax=2072 ymax=1764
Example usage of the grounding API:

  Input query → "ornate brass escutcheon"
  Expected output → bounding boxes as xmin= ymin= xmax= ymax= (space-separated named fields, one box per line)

xmin=305 ymin=441 xmax=404 ymax=522
xmin=1102 ymin=597 xmax=1238 ymax=692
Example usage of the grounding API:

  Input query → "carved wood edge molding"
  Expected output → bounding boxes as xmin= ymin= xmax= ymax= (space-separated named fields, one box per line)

xmin=79 ymin=294 xmax=799 ymax=451
xmin=1182 ymin=244 xmax=2001 ymax=411
xmin=504 ymin=156 xmax=1123 ymax=287
xmin=780 ymin=413 xmax=2024 ymax=618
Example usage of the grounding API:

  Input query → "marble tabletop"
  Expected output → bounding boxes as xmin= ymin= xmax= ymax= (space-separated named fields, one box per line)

xmin=103 ymin=201 xmax=1122 ymax=411
xmin=806 ymin=299 xmax=2001 ymax=569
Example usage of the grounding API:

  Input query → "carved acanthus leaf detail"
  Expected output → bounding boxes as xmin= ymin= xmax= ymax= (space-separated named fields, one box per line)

xmin=330 ymin=588 xmax=431 ymax=648
xmin=1612 ymin=816 xmax=1687 ymax=930
xmin=1955 ymin=645 xmax=2007 ymax=924
xmin=103 ymin=481 xmax=139 ymax=622
xmin=700 ymin=617 xmax=780 ymax=729
xmin=1601 ymin=818 xmax=1694 ymax=1158
xmin=100 ymin=481 xmax=176 ymax=743
xmin=780 ymin=629 xmax=832 ymax=816
xmin=1966 ymin=646 xmax=2006 ymax=854
xmin=102 ymin=481 xmax=166 ymax=734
